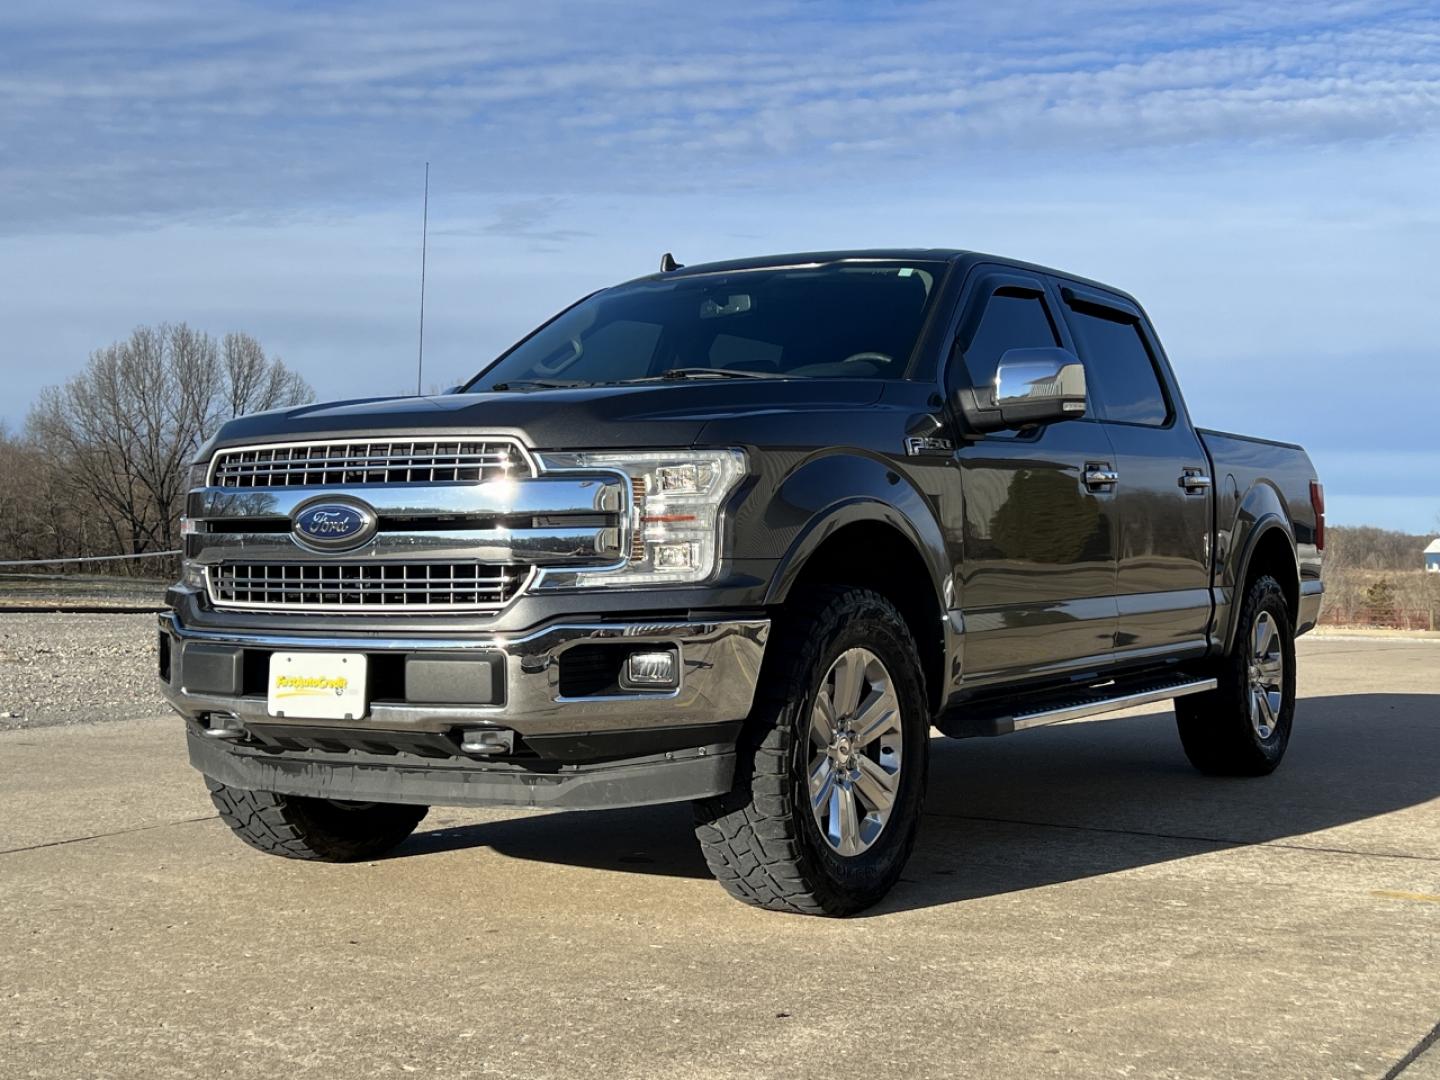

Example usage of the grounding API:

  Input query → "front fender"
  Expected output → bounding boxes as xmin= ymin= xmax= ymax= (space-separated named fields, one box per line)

xmin=758 ymin=452 xmax=951 ymax=608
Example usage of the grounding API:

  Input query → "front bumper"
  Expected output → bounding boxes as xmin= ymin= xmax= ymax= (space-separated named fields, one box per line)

xmin=185 ymin=721 xmax=735 ymax=810
xmin=159 ymin=612 xmax=769 ymax=809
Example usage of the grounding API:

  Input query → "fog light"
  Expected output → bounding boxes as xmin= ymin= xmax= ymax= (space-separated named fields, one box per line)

xmin=651 ymin=542 xmax=696 ymax=571
xmin=624 ymin=649 xmax=679 ymax=689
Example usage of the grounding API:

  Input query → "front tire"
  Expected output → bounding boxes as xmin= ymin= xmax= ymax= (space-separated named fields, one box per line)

xmin=207 ymin=779 xmax=428 ymax=861
xmin=693 ymin=586 xmax=929 ymax=916
xmin=1176 ymin=574 xmax=1296 ymax=776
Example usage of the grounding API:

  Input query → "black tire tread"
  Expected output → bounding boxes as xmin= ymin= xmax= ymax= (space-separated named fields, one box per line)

xmin=207 ymin=779 xmax=427 ymax=862
xmin=693 ymin=585 xmax=927 ymax=916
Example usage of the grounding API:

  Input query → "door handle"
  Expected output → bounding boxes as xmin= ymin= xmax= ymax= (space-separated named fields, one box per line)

xmin=1179 ymin=469 xmax=1212 ymax=493
xmin=1083 ymin=465 xmax=1119 ymax=490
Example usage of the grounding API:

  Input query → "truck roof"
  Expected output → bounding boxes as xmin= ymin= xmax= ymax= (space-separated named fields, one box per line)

xmin=629 ymin=248 xmax=1141 ymax=307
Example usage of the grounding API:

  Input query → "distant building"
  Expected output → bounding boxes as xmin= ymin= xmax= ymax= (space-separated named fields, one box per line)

xmin=1428 ymin=538 xmax=1440 ymax=573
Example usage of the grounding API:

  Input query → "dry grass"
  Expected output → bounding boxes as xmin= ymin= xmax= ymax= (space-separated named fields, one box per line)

xmin=1322 ymin=568 xmax=1440 ymax=630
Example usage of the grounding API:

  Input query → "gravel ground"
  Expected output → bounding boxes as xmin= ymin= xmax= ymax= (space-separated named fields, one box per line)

xmin=0 ymin=613 xmax=168 ymax=730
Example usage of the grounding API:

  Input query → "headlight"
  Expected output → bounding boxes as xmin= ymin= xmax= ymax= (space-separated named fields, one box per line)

xmin=188 ymin=435 xmax=218 ymax=489
xmin=535 ymin=449 xmax=747 ymax=588
xmin=178 ymin=454 xmax=211 ymax=590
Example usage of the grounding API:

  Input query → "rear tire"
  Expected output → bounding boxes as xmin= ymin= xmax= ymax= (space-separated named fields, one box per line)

xmin=693 ymin=586 xmax=929 ymax=916
xmin=1176 ymin=574 xmax=1296 ymax=776
xmin=207 ymin=779 xmax=428 ymax=861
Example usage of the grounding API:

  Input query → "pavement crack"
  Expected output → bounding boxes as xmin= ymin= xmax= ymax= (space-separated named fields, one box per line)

xmin=0 ymin=813 xmax=218 ymax=856
xmin=926 ymin=810 xmax=1440 ymax=864
xmin=1384 ymin=1018 xmax=1440 ymax=1079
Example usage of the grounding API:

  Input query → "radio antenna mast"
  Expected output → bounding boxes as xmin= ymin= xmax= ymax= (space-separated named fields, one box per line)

xmin=416 ymin=161 xmax=430 ymax=395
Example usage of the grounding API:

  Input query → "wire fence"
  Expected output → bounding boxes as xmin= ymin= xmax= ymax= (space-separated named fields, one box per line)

xmin=0 ymin=550 xmax=179 ymax=567
xmin=1318 ymin=606 xmax=1438 ymax=632
xmin=0 ymin=551 xmax=178 ymax=610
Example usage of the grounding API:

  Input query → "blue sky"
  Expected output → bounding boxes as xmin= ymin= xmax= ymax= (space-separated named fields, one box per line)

xmin=1 ymin=0 xmax=1437 ymax=531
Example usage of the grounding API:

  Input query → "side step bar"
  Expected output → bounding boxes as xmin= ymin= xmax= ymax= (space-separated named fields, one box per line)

xmin=937 ymin=675 xmax=1218 ymax=739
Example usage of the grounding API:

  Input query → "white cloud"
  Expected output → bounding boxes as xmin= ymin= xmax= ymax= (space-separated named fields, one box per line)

xmin=2 ymin=1 xmax=1438 ymax=230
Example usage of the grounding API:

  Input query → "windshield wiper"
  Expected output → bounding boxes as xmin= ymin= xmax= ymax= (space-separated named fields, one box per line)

xmin=487 ymin=379 xmax=592 ymax=391
xmin=654 ymin=367 xmax=786 ymax=381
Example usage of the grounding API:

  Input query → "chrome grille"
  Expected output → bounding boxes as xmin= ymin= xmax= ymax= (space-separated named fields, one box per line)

xmin=210 ymin=439 xmax=526 ymax=488
xmin=207 ymin=562 xmax=530 ymax=612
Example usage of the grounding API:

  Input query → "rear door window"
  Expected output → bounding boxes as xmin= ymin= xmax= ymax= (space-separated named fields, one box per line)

xmin=1063 ymin=303 xmax=1170 ymax=426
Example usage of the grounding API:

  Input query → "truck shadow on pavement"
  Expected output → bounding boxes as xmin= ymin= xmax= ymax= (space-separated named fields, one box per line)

xmin=396 ymin=692 xmax=1440 ymax=916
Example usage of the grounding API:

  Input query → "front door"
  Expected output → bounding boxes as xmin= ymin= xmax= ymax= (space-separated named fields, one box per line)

xmin=948 ymin=269 xmax=1120 ymax=687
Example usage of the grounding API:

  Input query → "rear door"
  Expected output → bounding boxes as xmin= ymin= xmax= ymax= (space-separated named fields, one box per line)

xmin=948 ymin=268 xmax=1120 ymax=687
xmin=1056 ymin=282 xmax=1213 ymax=661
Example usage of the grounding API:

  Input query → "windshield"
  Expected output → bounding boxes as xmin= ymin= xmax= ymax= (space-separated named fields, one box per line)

xmin=465 ymin=261 xmax=944 ymax=390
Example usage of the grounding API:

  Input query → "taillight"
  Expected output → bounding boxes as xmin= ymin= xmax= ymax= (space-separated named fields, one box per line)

xmin=1309 ymin=480 xmax=1325 ymax=551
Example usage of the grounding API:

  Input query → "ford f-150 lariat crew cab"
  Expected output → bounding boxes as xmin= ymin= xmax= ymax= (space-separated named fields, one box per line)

xmin=159 ymin=249 xmax=1324 ymax=915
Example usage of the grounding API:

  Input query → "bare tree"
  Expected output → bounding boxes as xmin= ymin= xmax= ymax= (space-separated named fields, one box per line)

xmin=222 ymin=331 xmax=311 ymax=418
xmin=19 ymin=324 xmax=314 ymax=561
xmin=0 ymin=428 xmax=95 ymax=560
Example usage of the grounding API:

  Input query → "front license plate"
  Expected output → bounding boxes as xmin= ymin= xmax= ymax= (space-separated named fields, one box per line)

xmin=267 ymin=652 xmax=368 ymax=721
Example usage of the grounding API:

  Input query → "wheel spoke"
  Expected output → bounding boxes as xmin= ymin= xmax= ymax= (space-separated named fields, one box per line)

xmin=852 ymin=685 xmax=899 ymax=748
xmin=809 ymin=755 xmax=836 ymax=809
xmin=853 ymin=756 xmax=897 ymax=814
xmin=834 ymin=784 xmax=861 ymax=855
xmin=1253 ymin=615 xmax=1274 ymax=660
xmin=831 ymin=650 xmax=865 ymax=718
xmin=824 ymin=785 xmax=844 ymax=848
xmin=1259 ymin=688 xmax=1279 ymax=727
xmin=810 ymin=689 xmax=837 ymax=748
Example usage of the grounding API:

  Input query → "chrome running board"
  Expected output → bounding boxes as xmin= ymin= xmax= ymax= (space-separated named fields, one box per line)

xmin=1011 ymin=677 xmax=1218 ymax=732
xmin=936 ymin=674 xmax=1219 ymax=739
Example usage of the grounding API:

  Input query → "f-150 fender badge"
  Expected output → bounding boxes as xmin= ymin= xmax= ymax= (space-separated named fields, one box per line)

xmin=291 ymin=499 xmax=378 ymax=551
xmin=904 ymin=436 xmax=954 ymax=457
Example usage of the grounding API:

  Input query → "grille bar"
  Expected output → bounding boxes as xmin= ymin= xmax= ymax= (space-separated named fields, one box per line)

xmin=208 ymin=562 xmax=529 ymax=612
xmin=210 ymin=439 xmax=527 ymax=488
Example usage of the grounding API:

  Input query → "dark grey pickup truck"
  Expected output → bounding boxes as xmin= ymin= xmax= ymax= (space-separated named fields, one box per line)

xmin=159 ymin=249 xmax=1324 ymax=915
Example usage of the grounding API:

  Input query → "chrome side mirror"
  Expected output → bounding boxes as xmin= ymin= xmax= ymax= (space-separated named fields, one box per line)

xmin=993 ymin=348 xmax=1088 ymax=428
xmin=952 ymin=346 xmax=1088 ymax=434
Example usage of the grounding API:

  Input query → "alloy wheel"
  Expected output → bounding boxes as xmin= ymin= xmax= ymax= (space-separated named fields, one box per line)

xmin=807 ymin=647 xmax=904 ymax=857
xmin=1247 ymin=610 xmax=1285 ymax=740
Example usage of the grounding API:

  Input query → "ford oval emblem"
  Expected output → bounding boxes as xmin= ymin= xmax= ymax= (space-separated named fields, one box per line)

xmin=291 ymin=500 xmax=377 ymax=551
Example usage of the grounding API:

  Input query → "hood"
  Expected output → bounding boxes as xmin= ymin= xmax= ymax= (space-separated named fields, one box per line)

xmin=209 ymin=379 xmax=887 ymax=452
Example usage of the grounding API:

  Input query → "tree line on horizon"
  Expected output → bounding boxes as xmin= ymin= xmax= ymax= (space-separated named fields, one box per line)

xmin=0 ymin=324 xmax=313 ymax=572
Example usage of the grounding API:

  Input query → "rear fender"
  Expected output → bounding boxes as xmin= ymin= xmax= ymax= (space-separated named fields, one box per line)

xmin=1217 ymin=480 xmax=1299 ymax=654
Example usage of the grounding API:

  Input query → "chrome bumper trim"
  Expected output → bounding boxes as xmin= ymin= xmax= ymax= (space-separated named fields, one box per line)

xmin=159 ymin=612 xmax=770 ymax=737
xmin=189 ymin=476 xmax=623 ymax=522
xmin=191 ymin=527 xmax=620 ymax=566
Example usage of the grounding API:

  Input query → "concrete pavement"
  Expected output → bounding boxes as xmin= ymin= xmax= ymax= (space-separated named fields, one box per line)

xmin=1 ymin=636 xmax=1437 ymax=1079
